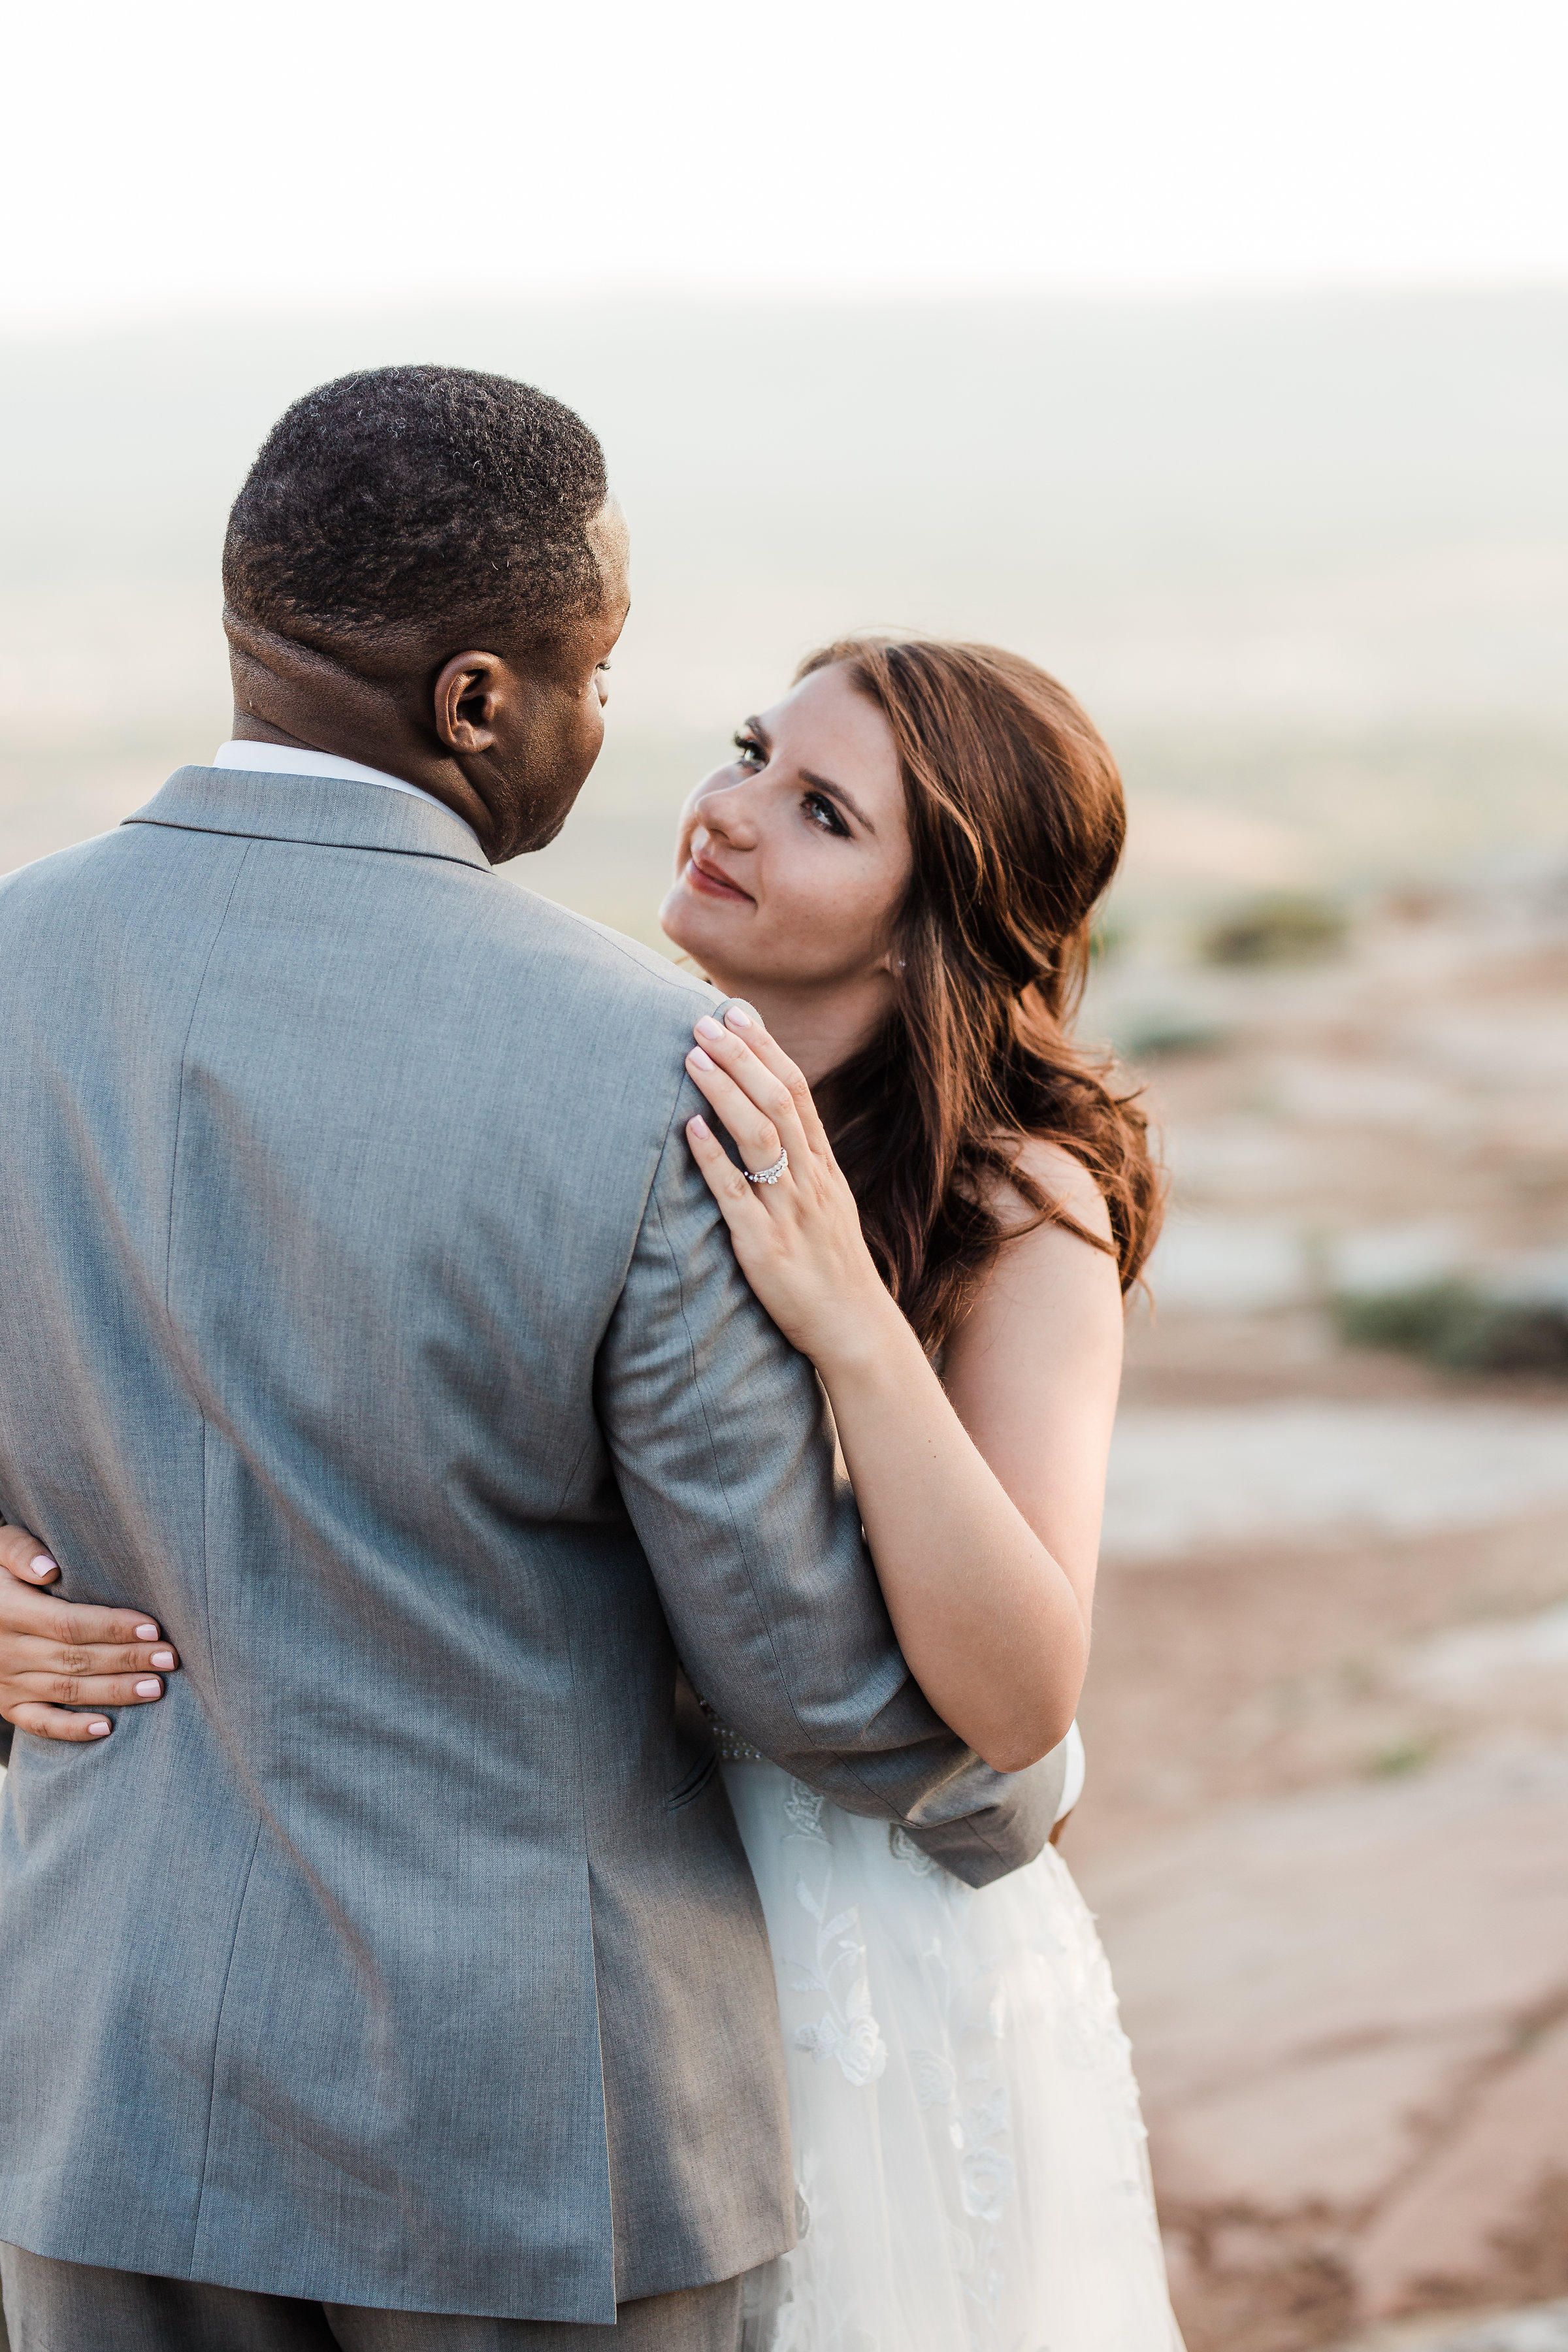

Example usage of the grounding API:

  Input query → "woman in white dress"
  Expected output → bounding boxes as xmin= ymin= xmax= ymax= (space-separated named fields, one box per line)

xmin=0 ymin=636 xmax=1180 ymax=2350
xmin=658 ymin=639 xmax=1177 ymax=2352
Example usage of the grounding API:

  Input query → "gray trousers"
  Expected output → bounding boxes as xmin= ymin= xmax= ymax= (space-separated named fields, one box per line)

xmin=0 ymin=2246 xmax=745 ymax=2351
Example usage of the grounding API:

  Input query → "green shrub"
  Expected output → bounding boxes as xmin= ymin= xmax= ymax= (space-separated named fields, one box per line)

xmin=1199 ymin=892 xmax=1347 ymax=967
xmin=1115 ymin=1013 xmax=1230 ymax=1062
xmin=1335 ymin=1279 xmax=1568 ymax=1376
xmin=1367 ymin=1735 xmax=1439 ymax=1778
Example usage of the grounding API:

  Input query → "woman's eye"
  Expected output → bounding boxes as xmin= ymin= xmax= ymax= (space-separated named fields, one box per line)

xmin=803 ymin=792 xmax=849 ymax=837
xmin=733 ymin=732 xmax=765 ymax=769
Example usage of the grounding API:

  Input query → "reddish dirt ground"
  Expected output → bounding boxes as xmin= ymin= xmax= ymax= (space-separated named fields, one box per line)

xmin=1066 ymin=881 xmax=1568 ymax=2350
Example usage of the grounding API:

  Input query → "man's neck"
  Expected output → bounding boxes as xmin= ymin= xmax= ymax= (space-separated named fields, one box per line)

xmin=224 ymin=618 xmax=500 ymax=854
xmin=229 ymin=717 xmax=333 ymax=756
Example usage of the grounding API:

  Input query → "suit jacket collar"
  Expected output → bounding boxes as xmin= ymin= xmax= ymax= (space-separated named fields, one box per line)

xmin=123 ymin=765 xmax=493 ymax=874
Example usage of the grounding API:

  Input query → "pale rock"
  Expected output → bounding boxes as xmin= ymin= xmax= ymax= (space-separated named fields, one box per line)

xmin=1085 ymin=1748 xmax=1568 ymax=2219
xmin=1152 ymin=2027 xmax=1500 ymax=2213
xmin=1353 ymin=2020 xmax=1568 ymax=2315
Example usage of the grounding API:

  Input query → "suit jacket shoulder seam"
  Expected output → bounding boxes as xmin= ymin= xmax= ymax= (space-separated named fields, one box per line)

xmin=122 ymin=815 xmax=487 ymax=875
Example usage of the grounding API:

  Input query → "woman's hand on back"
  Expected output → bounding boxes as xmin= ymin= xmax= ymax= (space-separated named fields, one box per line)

xmin=0 ymin=1524 xmax=178 ymax=1742
xmin=683 ymin=1005 xmax=901 ymax=1370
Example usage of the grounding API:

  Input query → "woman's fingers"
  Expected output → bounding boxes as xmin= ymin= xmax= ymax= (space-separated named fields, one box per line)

xmin=8 ymin=1632 xmax=177 ymax=1677
xmin=6 ymin=1703 xmax=115 ymax=1742
xmin=10 ymin=1666 xmax=166 ymax=1708
xmin=719 ymin=1006 xmax=832 ymax=1154
xmin=685 ymin=1045 xmax=787 ymax=1175
xmin=687 ymin=1015 xmax=815 ymax=1175
xmin=0 ymin=1521 xmax=62 ymax=1585
xmin=0 ymin=1576 xmax=171 ymax=1654
xmin=0 ymin=1529 xmax=170 ymax=1651
xmin=684 ymin=1111 xmax=765 ymax=1215
xmin=2 ymin=1624 xmax=176 ymax=1736
xmin=0 ymin=1572 xmax=179 ymax=1750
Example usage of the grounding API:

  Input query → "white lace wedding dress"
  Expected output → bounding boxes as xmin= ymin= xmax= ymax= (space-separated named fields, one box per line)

xmin=720 ymin=1730 xmax=1185 ymax=2352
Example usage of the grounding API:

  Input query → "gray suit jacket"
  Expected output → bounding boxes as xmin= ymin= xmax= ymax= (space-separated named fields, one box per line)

xmin=0 ymin=769 xmax=1063 ymax=2320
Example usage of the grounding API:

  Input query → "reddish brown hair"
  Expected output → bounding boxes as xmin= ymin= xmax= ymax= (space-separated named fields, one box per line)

xmin=797 ymin=637 xmax=1164 ymax=1352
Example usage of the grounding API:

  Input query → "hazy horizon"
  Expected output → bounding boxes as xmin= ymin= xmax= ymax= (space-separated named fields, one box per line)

xmin=3 ymin=286 xmax=1565 ymax=942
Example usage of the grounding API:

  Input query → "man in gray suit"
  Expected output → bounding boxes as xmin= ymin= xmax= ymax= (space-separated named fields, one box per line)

xmin=0 ymin=368 xmax=1058 ymax=2349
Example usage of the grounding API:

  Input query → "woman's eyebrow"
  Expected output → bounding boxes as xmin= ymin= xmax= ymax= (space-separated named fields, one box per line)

xmin=801 ymin=769 xmax=875 ymax=832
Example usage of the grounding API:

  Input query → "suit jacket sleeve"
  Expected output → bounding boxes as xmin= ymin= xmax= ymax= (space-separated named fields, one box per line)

xmin=596 ymin=1095 xmax=1065 ymax=1889
xmin=0 ymin=1492 xmax=13 ymax=1765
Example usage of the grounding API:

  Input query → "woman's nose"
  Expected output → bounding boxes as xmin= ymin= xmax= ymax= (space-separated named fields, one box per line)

xmin=694 ymin=782 xmax=758 ymax=847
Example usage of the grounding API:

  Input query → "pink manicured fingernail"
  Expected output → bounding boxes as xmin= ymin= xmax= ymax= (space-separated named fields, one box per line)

xmin=695 ymin=1016 xmax=725 ymax=1041
xmin=87 ymin=1720 xmax=111 ymax=1737
xmin=150 ymin=1650 xmax=175 ymax=1669
xmin=134 ymin=1679 xmax=162 ymax=1697
xmin=134 ymin=1624 xmax=159 ymax=1640
xmin=29 ymin=1554 xmax=57 ymax=1577
xmin=688 ymin=1047 xmax=715 ymax=1071
xmin=689 ymin=1115 xmax=711 ymax=1139
xmin=725 ymin=1005 xmax=752 ymax=1028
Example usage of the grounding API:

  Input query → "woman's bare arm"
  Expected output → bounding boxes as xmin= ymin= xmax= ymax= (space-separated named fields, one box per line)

xmin=683 ymin=1009 xmax=1120 ymax=1773
xmin=940 ymin=1141 xmax=1122 ymax=1632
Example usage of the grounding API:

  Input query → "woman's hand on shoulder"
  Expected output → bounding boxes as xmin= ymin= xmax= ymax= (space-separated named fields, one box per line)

xmin=0 ymin=1524 xmax=178 ymax=1742
xmin=681 ymin=1005 xmax=896 ymax=1369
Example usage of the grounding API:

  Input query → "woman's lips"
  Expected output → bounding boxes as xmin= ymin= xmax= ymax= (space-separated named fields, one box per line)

xmin=685 ymin=854 xmax=753 ymax=905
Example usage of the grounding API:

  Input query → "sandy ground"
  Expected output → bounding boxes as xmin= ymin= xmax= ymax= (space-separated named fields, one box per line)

xmin=1067 ymin=877 xmax=1568 ymax=2351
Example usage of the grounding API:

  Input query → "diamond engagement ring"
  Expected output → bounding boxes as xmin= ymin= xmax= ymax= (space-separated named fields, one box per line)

xmin=745 ymin=1149 xmax=789 ymax=1185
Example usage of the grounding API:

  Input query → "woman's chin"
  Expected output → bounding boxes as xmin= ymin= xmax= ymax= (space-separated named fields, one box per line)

xmin=659 ymin=906 xmax=744 ymax=998
xmin=657 ymin=884 xmax=708 ymax=958
xmin=661 ymin=881 xmax=738 ymax=962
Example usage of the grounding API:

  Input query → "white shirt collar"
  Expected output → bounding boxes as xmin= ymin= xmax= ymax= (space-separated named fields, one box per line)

xmin=210 ymin=741 xmax=478 ymax=843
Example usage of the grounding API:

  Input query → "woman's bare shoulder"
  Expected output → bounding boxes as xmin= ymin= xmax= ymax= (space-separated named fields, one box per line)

xmin=944 ymin=1135 xmax=1124 ymax=1565
xmin=941 ymin=1135 xmax=1123 ymax=1392
xmin=988 ymin=1135 xmax=1115 ymax=1250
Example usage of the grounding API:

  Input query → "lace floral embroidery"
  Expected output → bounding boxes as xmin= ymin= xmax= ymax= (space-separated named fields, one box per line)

xmin=782 ymin=1780 xmax=888 ymax=2087
xmin=730 ymin=1767 xmax=1183 ymax=2351
xmin=889 ymin=1823 xmax=942 ymax=1877
xmin=783 ymin=1780 xmax=828 ymax=1842
xmin=907 ymin=2048 xmax=957 ymax=2110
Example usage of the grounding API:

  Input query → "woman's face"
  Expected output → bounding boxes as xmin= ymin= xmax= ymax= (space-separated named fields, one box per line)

xmin=659 ymin=664 xmax=913 ymax=1017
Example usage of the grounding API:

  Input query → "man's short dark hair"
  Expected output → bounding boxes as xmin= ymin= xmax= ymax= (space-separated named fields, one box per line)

xmin=223 ymin=366 xmax=610 ymax=649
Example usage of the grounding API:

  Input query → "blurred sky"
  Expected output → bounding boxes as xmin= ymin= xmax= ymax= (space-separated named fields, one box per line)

xmin=7 ymin=0 xmax=1567 ymax=327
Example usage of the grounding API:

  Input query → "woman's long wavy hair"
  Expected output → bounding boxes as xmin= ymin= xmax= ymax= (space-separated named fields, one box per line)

xmin=798 ymin=638 xmax=1164 ymax=1354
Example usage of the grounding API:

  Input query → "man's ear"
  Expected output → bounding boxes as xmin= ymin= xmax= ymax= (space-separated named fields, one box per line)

xmin=434 ymin=652 xmax=506 ymax=753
